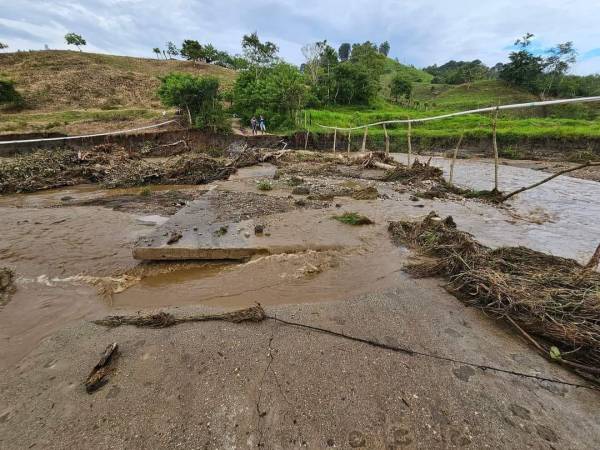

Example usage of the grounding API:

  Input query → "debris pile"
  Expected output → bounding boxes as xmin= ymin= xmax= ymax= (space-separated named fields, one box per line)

xmin=0 ymin=267 xmax=16 ymax=307
xmin=0 ymin=145 xmax=234 ymax=193
xmin=383 ymin=160 xmax=444 ymax=184
xmin=389 ymin=212 xmax=600 ymax=378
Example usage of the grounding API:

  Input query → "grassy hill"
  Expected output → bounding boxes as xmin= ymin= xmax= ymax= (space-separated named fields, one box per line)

xmin=0 ymin=50 xmax=236 ymax=111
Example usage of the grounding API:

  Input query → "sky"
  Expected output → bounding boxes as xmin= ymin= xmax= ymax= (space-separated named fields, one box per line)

xmin=1 ymin=0 xmax=600 ymax=74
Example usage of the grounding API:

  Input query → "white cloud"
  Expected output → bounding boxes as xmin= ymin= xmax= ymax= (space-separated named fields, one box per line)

xmin=1 ymin=0 xmax=599 ymax=73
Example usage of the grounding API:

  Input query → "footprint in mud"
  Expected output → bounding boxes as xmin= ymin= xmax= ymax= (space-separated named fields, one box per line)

xmin=509 ymin=404 xmax=531 ymax=421
xmin=348 ymin=431 xmax=366 ymax=448
xmin=444 ymin=327 xmax=463 ymax=338
xmin=388 ymin=426 xmax=413 ymax=447
xmin=0 ymin=410 xmax=12 ymax=424
xmin=535 ymin=424 xmax=559 ymax=443
xmin=44 ymin=359 xmax=57 ymax=369
xmin=452 ymin=365 xmax=476 ymax=382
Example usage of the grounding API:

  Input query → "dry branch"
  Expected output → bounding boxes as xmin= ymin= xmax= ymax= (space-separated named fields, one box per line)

xmin=501 ymin=161 xmax=600 ymax=202
xmin=85 ymin=342 xmax=118 ymax=393
xmin=93 ymin=304 xmax=266 ymax=328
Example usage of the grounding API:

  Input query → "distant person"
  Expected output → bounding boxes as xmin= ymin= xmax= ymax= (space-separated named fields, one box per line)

xmin=250 ymin=116 xmax=257 ymax=135
xmin=259 ymin=115 xmax=266 ymax=134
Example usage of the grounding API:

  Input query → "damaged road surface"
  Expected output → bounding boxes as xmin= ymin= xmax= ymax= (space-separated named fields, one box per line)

xmin=1 ymin=148 xmax=599 ymax=449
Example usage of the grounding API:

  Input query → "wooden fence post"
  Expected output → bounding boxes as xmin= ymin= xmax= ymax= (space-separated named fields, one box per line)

xmin=361 ymin=127 xmax=368 ymax=152
xmin=492 ymin=107 xmax=499 ymax=192
xmin=304 ymin=130 xmax=309 ymax=150
xmin=407 ymin=119 xmax=412 ymax=166
xmin=347 ymin=130 xmax=351 ymax=154
xmin=383 ymin=124 xmax=390 ymax=155
xmin=332 ymin=129 xmax=337 ymax=153
xmin=449 ymin=133 xmax=464 ymax=186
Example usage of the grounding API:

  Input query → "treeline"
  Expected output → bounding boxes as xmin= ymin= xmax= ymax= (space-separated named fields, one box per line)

xmin=425 ymin=34 xmax=600 ymax=98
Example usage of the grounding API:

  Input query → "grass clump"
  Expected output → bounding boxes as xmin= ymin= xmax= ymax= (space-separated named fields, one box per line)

xmin=389 ymin=211 xmax=600 ymax=380
xmin=257 ymin=180 xmax=273 ymax=191
xmin=139 ymin=187 xmax=152 ymax=197
xmin=333 ymin=212 xmax=374 ymax=226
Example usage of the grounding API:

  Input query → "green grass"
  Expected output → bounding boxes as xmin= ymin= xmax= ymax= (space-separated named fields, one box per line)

xmin=333 ymin=212 xmax=374 ymax=226
xmin=256 ymin=180 xmax=273 ymax=191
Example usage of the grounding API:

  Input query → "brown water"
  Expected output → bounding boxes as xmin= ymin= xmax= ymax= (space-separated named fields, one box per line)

xmin=1 ymin=157 xmax=599 ymax=367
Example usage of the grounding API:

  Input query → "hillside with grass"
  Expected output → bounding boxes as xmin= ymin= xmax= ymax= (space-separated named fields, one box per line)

xmin=0 ymin=50 xmax=236 ymax=111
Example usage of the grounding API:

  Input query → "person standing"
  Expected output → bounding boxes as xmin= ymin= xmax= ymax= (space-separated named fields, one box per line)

xmin=250 ymin=116 xmax=257 ymax=135
xmin=259 ymin=115 xmax=266 ymax=134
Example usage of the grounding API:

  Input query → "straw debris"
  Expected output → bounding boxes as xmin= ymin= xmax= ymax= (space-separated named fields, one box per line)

xmin=388 ymin=212 xmax=600 ymax=378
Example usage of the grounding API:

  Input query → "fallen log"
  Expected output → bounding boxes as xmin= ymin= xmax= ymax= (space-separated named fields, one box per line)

xmin=92 ymin=304 xmax=266 ymax=328
xmin=85 ymin=342 xmax=119 ymax=393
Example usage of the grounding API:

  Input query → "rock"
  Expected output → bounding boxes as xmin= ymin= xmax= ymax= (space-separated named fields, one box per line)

xmin=409 ymin=195 xmax=419 ymax=201
xmin=294 ymin=199 xmax=307 ymax=207
xmin=254 ymin=224 xmax=264 ymax=235
xmin=167 ymin=232 xmax=183 ymax=245
xmin=292 ymin=186 xmax=310 ymax=195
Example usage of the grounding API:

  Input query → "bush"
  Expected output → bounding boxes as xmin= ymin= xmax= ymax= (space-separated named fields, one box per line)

xmin=0 ymin=78 xmax=24 ymax=108
xmin=157 ymin=73 xmax=230 ymax=133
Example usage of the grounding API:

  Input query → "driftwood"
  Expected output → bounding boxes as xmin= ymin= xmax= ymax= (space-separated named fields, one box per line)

xmin=85 ymin=343 xmax=119 ymax=393
xmin=501 ymin=161 xmax=600 ymax=202
xmin=585 ymin=243 xmax=600 ymax=270
xmin=93 ymin=304 xmax=266 ymax=328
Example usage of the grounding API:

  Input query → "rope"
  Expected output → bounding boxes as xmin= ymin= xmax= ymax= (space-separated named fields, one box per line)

xmin=0 ymin=120 xmax=178 ymax=145
xmin=316 ymin=96 xmax=600 ymax=131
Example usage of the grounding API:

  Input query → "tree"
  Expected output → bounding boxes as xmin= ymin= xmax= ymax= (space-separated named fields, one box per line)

xmin=157 ymin=73 xmax=229 ymax=132
xmin=378 ymin=41 xmax=390 ymax=56
xmin=201 ymin=44 xmax=219 ymax=63
xmin=233 ymin=63 xmax=307 ymax=128
xmin=65 ymin=33 xmax=86 ymax=51
xmin=166 ymin=41 xmax=179 ymax=59
xmin=331 ymin=63 xmax=378 ymax=105
xmin=0 ymin=42 xmax=8 ymax=51
xmin=350 ymin=41 xmax=386 ymax=78
xmin=338 ymin=43 xmax=351 ymax=61
xmin=152 ymin=47 xmax=162 ymax=59
xmin=302 ymin=40 xmax=328 ymax=85
xmin=180 ymin=40 xmax=203 ymax=62
xmin=499 ymin=34 xmax=545 ymax=94
xmin=542 ymin=41 xmax=577 ymax=98
xmin=390 ymin=75 xmax=412 ymax=102
xmin=242 ymin=32 xmax=279 ymax=69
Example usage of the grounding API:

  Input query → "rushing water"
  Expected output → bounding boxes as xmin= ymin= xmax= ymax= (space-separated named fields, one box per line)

xmin=394 ymin=154 xmax=600 ymax=263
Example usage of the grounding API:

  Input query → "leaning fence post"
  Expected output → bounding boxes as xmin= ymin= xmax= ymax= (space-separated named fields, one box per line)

xmin=449 ymin=133 xmax=464 ymax=186
xmin=361 ymin=127 xmax=368 ymax=152
xmin=332 ymin=129 xmax=337 ymax=153
xmin=407 ymin=118 xmax=412 ymax=166
xmin=492 ymin=107 xmax=500 ymax=192
xmin=304 ymin=130 xmax=309 ymax=150
xmin=383 ymin=124 xmax=390 ymax=155
xmin=347 ymin=130 xmax=351 ymax=154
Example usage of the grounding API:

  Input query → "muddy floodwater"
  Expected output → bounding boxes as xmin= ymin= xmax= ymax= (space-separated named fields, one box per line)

xmin=1 ymin=156 xmax=599 ymax=368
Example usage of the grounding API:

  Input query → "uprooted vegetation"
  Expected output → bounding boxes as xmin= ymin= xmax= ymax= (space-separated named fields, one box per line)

xmin=333 ymin=212 xmax=374 ymax=226
xmin=389 ymin=212 xmax=600 ymax=380
xmin=0 ymin=144 xmax=234 ymax=193
xmin=0 ymin=267 xmax=16 ymax=307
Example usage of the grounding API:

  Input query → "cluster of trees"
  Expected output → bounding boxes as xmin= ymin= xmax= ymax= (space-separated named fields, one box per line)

xmin=425 ymin=60 xmax=491 ymax=85
xmin=152 ymin=40 xmax=248 ymax=69
xmin=0 ymin=78 xmax=23 ymax=109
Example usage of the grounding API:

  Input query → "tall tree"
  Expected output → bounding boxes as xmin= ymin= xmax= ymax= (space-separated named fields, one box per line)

xmin=390 ymin=74 xmax=412 ymax=102
xmin=242 ymin=32 xmax=279 ymax=67
xmin=152 ymin=47 xmax=162 ymax=59
xmin=0 ymin=42 xmax=8 ymax=51
xmin=301 ymin=40 xmax=328 ymax=85
xmin=378 ymin=41 xmax=390 ymax=56
xmin=180 ymin=40 xmax=203 ymax=62
xmin=65 ymin=33 xmax=86 ymax=51
xmin=542 ymin=41 xmax=577 ymax=98
xmin=338 ymin=43 xmax=351 ymax=61
xmin=166 ymin=41 xmax=179 ymax=59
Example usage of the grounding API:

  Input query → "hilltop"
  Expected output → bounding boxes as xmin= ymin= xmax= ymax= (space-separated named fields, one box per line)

xmin=0 ymin=50 xmax=236 ymax=111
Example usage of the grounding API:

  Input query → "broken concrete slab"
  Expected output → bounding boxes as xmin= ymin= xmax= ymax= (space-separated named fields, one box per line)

xmin=135 ymin=215 xmax=169 ymax=227
xmin=133 ymin=190 xmax=365 ymax=261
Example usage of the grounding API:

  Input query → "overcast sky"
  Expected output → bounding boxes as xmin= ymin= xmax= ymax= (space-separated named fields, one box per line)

xmin=1 ymin=0 xmax=599 ymax=74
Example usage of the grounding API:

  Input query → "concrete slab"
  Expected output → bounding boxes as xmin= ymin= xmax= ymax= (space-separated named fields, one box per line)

xmin=135 ymin=215 xmax=169 ymax=226
xmin=133 ymin=190 xmax=365 ymax=260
